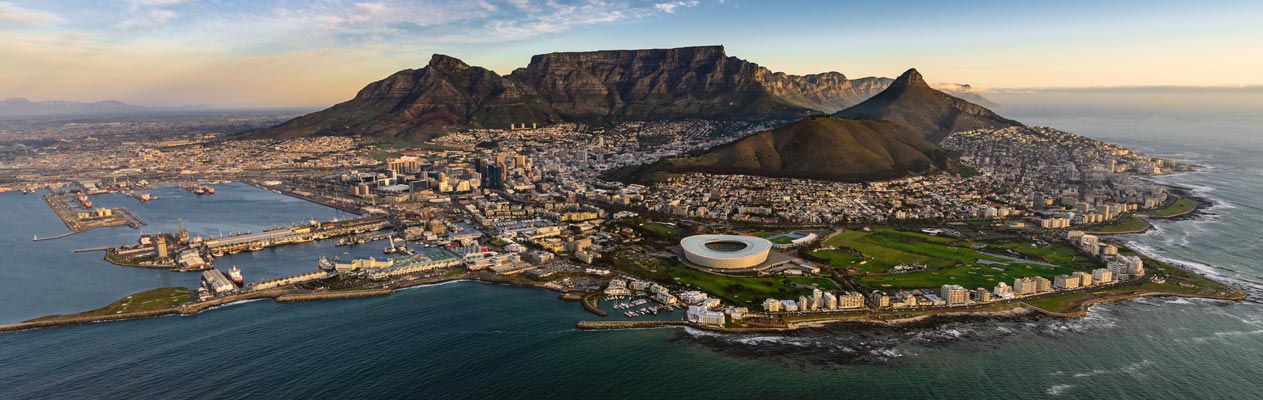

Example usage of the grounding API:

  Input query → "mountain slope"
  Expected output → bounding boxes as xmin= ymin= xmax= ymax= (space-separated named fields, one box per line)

xmin=835 ymin=69 xmax=1020 ymax=142
xmin=248 ymin=46 xmax=891 ymax=141
xmin=610 ymin=116 xmax=951 ymax=184
xmin=242 ymin=55 xmax=557 ymax=141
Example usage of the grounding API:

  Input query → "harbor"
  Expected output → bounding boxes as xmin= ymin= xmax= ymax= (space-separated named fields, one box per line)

xmin=40 ymin=192 xmax=147 ymax=235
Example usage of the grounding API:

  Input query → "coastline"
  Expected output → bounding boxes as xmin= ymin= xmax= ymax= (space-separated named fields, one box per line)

xmin=0 ymin=252 xmax=1247 ymax=334
xmin=1 ymin=173 xmax=1243 ymax=336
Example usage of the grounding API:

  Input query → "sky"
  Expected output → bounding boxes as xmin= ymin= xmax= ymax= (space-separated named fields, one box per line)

xmin=1 ymin=0 xmax=1261 ymax=108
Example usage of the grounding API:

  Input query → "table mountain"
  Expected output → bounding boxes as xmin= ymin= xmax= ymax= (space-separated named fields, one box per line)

xmin=834 ymin=68 xmax=1020 ymax=142
xmin=247 ymin=46 xmax=891 ymax=141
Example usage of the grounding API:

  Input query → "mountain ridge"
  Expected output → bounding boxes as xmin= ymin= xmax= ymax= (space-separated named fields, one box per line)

xmin=246 ymin=46 xmax=897 ymax=141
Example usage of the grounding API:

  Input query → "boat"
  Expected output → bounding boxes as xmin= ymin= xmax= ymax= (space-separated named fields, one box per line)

xmin=194 ymin=187 xmax=207 ymax=195
xmin=228 ymin=266 xmax=244 ymax=286
xmin=317 ymin=256 xmax=337 ymax=272
xmin=204 ymin=186 xmax=215 ymax=194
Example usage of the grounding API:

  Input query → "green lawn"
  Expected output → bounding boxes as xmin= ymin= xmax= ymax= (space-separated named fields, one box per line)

xmin=641 ymin=222 xmax=683 ymax=238
xmin=769 ymin=235 xmax=796 ymax=245
xmin=28 ymin=287 xmax=190 ymax=322
xmin=824 ymin=228 xmax=1002 ymax=272
xmin=824 ymin=228 xmax=1095 ymax=290
xmin=668 ymin=265 xmax=838 ymax=306
xmin=1148 ymin=197 xmax=1196 ymax=218
xmin=1085 ymin=216 xmax=1151 ymax=234
xmin=810 ymin=248 xmax=864 ymax=268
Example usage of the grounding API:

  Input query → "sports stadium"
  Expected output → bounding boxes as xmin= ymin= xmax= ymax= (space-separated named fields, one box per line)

xmin=679 ymin=234 xmax=775 ymax=270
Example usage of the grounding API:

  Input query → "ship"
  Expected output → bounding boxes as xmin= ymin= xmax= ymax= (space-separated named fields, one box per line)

xmin=137 ymin=193 xmax=152 ymax=202
xmin=228 ymin=266 xmax=244 ymax=287
xmin=317 ymin=256 xmax=338 ymax=272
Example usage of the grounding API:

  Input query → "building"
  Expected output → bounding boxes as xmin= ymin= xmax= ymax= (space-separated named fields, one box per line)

xmin=679 ymin=234 xmax=773 ymax=269
xmin=1107 ymin=255 xmax=1145 ymax=277
xmin=869 ymin=291 xmax=890 ymax=308
xmin=994 ymin=282 xmax=1013 ymax=296
xmin=1034 ymin=276 xmax=1052 ymax=292
xmin=1092 ymin=268 xmax=1114 ymax=284
xmin=1054 ymin=274 xmax=1082 ymax=290
xmin=838 ymin=292 xmax=865 ymax=309
xmin=1013 ymin=278 xmax=1037 ymax=295
xmin=822 ymin=292 xmax=838 ymax=310
xmin=941 ymin=284 xmax=969 ymax=305
xmin=687 ymin=306 xmax=726 ymax=326
xmin=973 ymin=288 xmax=992 ymax=303
xmin=762 ymin=298 xmax=782 ymax=312
xmin=1073 ymin=271 xmax=1094 ymax=286
xmin=201 ymin=268 xmax=236 ymax=295
xmin=604 ymin=279 xmax=631 ymax=296
xmin=779 ymin=299 xmax=799 ymax=312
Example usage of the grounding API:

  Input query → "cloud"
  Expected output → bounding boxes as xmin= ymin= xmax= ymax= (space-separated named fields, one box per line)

xmin=0 ymin=2 xmax=65 ymax=27
xmin=654 ymin=1 xmax=699 ymax=14
xmin=118 ymin=0 xmax=192 ymax=28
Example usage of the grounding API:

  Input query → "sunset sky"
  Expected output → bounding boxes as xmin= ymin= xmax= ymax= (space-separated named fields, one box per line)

xmin=2 ymin=0 xmax=1261 ymax=108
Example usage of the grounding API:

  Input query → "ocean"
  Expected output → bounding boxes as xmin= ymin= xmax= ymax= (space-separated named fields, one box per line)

xmin=1 ymin=111 xmax=1262 ymax=399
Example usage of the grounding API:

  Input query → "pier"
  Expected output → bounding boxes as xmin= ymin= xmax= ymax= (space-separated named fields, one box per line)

xmin=204 ymin=216 xmax=391 ymax=257
xmin=575 ymin=320 xmax=690 ymax=329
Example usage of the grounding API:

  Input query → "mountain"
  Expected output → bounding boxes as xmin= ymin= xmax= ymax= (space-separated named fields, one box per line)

xmin=248 ymin=46 xmax=892 ymax=141
xmin=834 ymin=69 xmax=1020 ymax=142
xmin=0 ymin=98 xmax=152 ymax=117
xmin=242 ymin=55 xmax=558 ymax=140
xmin=607 ymin=116 xmax=952 ymax=184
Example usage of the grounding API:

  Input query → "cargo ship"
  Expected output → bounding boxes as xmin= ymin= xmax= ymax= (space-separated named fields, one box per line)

xmin=77 ymin=195 xmax=93 ymax=209
xmin=228 ymin=266 xmax=244 ymax=287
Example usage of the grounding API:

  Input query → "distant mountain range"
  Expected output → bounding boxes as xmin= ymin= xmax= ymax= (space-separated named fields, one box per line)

xmin=0 ymin=98 xmax=209 ymax=118
xmin=610 ymin=68 xmax=1020 ymax=184
xmin=246 ymin=45 xmax=998 ymax=141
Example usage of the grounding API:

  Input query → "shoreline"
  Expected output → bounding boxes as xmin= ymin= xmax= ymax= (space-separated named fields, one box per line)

xmin=2 ymin=174 xmax=1243 ymax=336
xmin=1 ymin=270 xmax=1243 ymax=335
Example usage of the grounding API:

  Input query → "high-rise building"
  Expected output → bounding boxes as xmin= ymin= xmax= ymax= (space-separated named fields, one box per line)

xmin=940 ymin=284 xmax=969 ymax=305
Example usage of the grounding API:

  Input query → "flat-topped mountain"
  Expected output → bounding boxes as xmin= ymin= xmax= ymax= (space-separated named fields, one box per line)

xmin=246 ymin=46 xmax=892 ymax=141
xmin=834 ymin=69 xmax=1020 ymax=142
xmin=608 ymin=116 xmax=952 ymax=184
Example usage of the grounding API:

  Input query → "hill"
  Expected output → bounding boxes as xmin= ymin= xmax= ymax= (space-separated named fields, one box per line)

xmin=608 ymin=116 xmax=952 ymax=184
xmin=834 ymin=69 xmax=1020 ymax=142
xmin=246 ymin=46 xmax=892 ymax=141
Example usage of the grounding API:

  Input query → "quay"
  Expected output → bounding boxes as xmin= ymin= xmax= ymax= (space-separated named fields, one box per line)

xmin=257 ymin=181 xmax=366 ymax=215
xmin=204 ymin=216 xmax=391 ymax=257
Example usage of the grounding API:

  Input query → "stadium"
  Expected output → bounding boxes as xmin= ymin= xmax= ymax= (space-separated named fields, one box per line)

xmin=679 ymin=234 xmax=774 ymax=270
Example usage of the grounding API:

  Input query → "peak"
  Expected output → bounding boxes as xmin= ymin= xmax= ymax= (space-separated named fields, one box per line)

xmin=428 ymin=54 xmax=470 ymax=70
xmin=892 ymin=68 xmax=927 ymax=88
